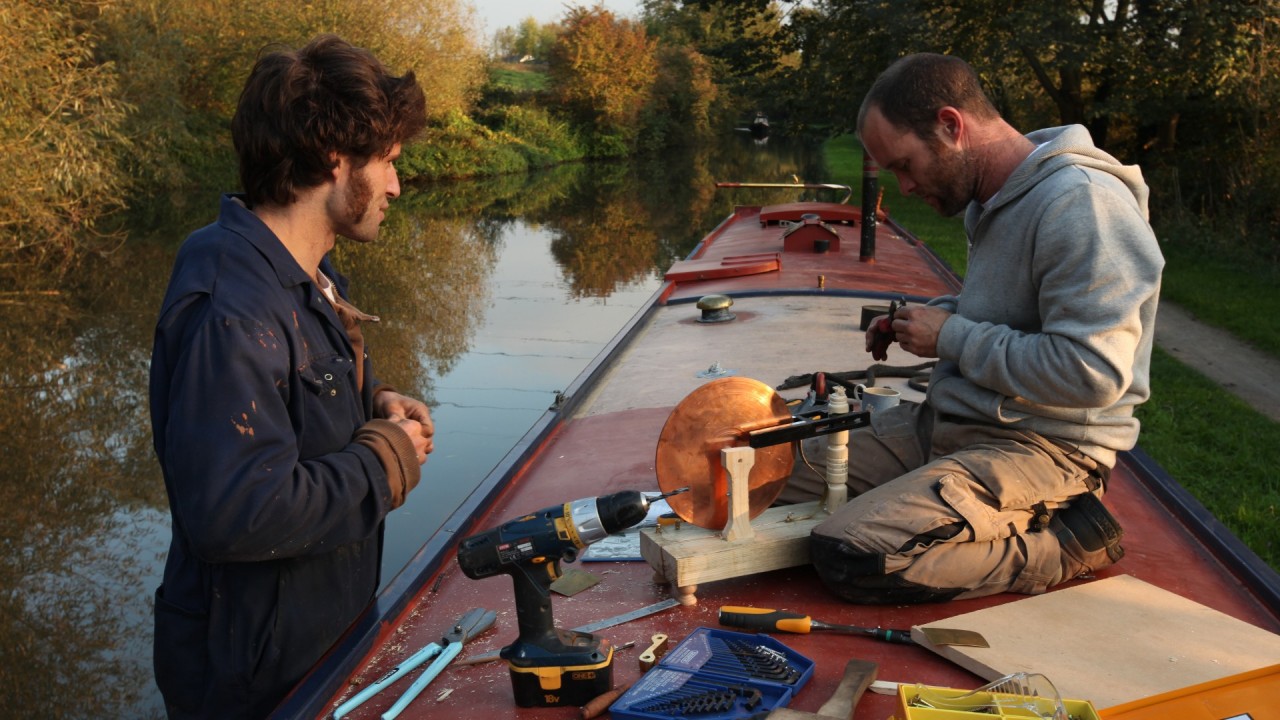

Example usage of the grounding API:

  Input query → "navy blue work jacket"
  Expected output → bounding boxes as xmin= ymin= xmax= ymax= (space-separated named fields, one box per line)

xmin=149 ymin=195 xmax=395 ymax=718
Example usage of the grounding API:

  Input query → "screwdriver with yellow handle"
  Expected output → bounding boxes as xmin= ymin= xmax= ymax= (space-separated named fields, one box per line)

xmin=718 ymin=606 xmax=916 ymax=644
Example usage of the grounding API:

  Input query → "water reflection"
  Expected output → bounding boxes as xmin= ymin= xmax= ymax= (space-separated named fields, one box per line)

xmin=0 ymin=134 xmax=822 ymax=717
xmin=0 ymin=238 xmax=174 ymax=719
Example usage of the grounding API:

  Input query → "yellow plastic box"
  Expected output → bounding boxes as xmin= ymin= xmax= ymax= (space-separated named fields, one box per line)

xmin=1099 ymin=663 xmax=1280 ymax=720
xmin=896 ymin=683 xmax=1101 ymax=720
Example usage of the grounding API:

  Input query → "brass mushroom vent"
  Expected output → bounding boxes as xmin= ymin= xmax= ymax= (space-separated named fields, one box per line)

xmin=696 ymin=294 xmax=735 ymax=323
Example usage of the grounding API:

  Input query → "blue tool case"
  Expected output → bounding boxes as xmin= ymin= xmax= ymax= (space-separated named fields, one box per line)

xmin=609 ymin=627 xmax=815 ymax=720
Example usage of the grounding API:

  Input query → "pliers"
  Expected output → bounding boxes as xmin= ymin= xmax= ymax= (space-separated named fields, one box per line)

xmin=332 ymin=607 xmax=497 ymax=720
xmin=869 ymin=298 xmax=905 ymax=361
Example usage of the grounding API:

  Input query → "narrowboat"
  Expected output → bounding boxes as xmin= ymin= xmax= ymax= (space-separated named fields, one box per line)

xmin=750 ymin=113 xmax=770 ymax=138
xmin=273 ymin=177 xmax=1280 ymax=720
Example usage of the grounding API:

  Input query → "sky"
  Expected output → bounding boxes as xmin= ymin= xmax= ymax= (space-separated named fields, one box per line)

xmin=472 ymin=0 xmax=643 ymax=38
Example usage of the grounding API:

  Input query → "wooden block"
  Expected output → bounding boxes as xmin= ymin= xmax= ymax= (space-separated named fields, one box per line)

xmin=640 ymin=501 xmax=823 ymax=589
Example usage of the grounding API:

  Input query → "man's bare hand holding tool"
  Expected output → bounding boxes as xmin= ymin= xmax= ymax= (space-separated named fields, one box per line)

xmin=866 ymin=299 xmax=905 ymax=361
xmin=891 ymin=304 xmax=950 ymax=358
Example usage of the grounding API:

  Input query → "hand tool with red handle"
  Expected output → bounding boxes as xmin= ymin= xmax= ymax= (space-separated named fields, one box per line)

xmin=868 ymin=298 xmax=904 ymax=361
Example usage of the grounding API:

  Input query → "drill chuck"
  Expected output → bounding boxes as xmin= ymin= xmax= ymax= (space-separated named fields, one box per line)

xmin=565 ymin=497 xmax=610 ymax=548
xmin=588 ymin=490 xmax=651 ymax=535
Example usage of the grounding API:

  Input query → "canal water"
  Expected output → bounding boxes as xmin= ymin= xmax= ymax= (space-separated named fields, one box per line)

xmin=0 ymin=135 xmax=826 ymax=718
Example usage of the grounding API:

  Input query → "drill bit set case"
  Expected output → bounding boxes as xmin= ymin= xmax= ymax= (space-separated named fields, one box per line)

xmin=609 ymin=627 xmax=815 ymax=720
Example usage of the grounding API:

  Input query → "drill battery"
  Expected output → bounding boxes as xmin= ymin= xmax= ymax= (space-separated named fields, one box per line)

xmin=505 ymin=631 xmax=614 ymax=707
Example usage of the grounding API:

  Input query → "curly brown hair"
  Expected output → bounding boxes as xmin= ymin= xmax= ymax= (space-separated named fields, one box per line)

xmin=231 ymin=35 xmax=427 ymax=207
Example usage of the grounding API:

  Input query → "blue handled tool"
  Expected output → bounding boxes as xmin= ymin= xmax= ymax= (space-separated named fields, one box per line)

xmin=330 ymin=607 xmax=495 ymax=720
xmin=332 ymin=640 xmax=443 ymax=719
xmin=380 ymin=607 xmax=497 ymax=720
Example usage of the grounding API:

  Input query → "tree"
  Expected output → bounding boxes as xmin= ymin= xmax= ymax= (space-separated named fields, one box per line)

xmin=548 ymin=6 xmax=658 ymax=147
xmin=641 ymin=0 xmax=796 ymax=126
xmin=92 ymin=0 xmax=485 ymax=215
xmin=492 ymin=25 xmax=518 ymax=58
xmin=640 ymin=45 xmax=719 ymax=148
xmin=781 ymin=0 xmax=1280 ymax=255
xmin=0 ymin=0 xmax=130 ymax=282
xmin=681 ymin=0 xmax=790 ymax=79
xmin=518 ymin=17 xmax=559 ymax=59
xmin=492 ymin=17 xmax=559 ymax=60
xmin=780 ymin=0 xmax=1272 ymax=153
xmin=772 ymin=0 xmax=895 ymax=133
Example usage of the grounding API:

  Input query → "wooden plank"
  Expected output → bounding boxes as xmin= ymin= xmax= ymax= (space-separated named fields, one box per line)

xmin=913 ymin=574 xmax=1280 ymax=708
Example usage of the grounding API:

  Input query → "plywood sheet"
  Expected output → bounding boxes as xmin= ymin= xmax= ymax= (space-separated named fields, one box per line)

xmin=913 ymin=575 xmax=1280 ymax=708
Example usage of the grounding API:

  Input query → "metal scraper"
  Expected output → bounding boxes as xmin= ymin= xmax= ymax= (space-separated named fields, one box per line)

xmin=918 ymin=626 xmax=989 ymax=648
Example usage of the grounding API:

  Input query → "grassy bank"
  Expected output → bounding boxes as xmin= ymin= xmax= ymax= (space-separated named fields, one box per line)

xmin=1158 ymin=240 xmax=1280 ymax=358
xmin=823 ymin=135 xmax=1280 ymax=571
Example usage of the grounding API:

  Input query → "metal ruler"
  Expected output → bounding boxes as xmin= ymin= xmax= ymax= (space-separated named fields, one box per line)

xmin=573 ymin=598 xmax=681 ymax=634
xmin=455 ymin=598 xmax=682 ymax=665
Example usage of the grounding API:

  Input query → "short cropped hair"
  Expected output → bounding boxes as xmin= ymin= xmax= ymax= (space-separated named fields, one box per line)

xmin=857 ymin=54 xmax=999 ymax=142
xmin=232 ymin=35 xmax=427 ymax=207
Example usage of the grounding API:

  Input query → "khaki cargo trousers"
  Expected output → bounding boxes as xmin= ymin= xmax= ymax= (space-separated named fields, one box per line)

xmin=779 ymin=401 xmax=1109 ymax=603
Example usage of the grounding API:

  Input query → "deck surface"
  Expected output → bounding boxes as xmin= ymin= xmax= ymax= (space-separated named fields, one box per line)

xmin=311 ymin=206 xmax=1280 ymax=720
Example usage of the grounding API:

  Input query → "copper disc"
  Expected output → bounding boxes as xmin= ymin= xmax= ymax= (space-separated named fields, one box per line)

xmin=655 ymin=376 xmax=795 ymax=530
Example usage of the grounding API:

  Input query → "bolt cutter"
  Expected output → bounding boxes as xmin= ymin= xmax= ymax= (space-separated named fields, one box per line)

xmin=331 ymin=607 xmax=496 ymax=720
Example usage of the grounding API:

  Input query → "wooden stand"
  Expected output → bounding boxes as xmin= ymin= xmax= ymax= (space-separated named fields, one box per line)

xmin=643 ymin=387 xmax=853 ymax=605
xmin=642 ymin=445 xmax=838 ymax=606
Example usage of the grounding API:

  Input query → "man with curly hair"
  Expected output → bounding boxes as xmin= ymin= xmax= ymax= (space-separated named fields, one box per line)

xmin=149 ymin=35 xmax=432 ymax=718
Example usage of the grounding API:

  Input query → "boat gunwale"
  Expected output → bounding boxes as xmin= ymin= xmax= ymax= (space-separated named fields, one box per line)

xmin=1122 ymin=446 xmax=1280 ymax=614
xmin=664 ymin=288 xmax=940 ymax=305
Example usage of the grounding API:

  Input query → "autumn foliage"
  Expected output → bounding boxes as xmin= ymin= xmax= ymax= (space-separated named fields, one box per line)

xmin=1 ymin=0 xmax=485 ymax=283
xmin=548 ymin=7 xmax=658 ymax=146
xmin=0 ymin=1 xmax=130 ymax=278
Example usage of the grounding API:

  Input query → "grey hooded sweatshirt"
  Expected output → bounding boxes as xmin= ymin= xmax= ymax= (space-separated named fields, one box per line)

xmin=928 ymin=124 xmax=1165 ymax=467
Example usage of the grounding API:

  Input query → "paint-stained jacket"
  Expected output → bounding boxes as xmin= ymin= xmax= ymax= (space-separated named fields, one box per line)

xmin=149 ymin=195 xmax=397 ymax=718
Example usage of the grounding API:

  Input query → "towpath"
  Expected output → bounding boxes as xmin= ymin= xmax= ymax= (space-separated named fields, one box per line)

xmin=1155 ymin=300 xmax=1280 ymax=423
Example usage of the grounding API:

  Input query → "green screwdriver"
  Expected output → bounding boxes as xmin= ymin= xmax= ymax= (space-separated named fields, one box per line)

xmin=718 ymin=606 xmax=916 ymax=644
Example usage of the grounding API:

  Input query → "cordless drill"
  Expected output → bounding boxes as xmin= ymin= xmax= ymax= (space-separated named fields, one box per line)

xmin=456 ymin=488 xmax=687 ymax=707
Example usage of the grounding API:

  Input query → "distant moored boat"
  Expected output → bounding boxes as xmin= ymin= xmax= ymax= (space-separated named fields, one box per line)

xmin=750 ymin=111 xmax=770 ymax=137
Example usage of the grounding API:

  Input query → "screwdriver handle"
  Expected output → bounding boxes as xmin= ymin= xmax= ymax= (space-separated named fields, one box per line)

xmin=718 ymin=606 xmax=813 ymax=634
